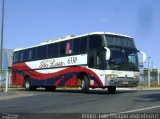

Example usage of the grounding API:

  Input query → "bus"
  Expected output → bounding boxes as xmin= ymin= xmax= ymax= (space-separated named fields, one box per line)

xmin=12 ymin=32 xmax=146 ymax=93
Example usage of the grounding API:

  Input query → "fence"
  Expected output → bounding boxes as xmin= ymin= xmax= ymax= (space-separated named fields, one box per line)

xmin=0 ymin=69 xmax=12 ymax=92
xmin=139 ymin=69 xmax=160 ymax=87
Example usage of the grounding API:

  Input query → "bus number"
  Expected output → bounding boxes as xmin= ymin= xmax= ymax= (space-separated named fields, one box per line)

xmin=67 ymin=57 xmax=77 ymax=64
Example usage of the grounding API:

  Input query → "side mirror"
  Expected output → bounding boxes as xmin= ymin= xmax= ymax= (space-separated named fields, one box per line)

xmin=104 ymin=47 xmax=111 ymax=60
xmin=139 ymin=51 xmax=147 ymax=63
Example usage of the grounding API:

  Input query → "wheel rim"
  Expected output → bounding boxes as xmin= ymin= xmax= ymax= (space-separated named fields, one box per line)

xmin=81 ymin=80 xmax=85 ymax=89
xmin=25 ymin=80 xmax=30 ymax=89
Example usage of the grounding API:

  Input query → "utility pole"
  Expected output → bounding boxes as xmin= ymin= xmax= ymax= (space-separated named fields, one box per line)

xmin=148 ymin=57 xmax=151 ymax=87
xmin=151 ymin=61 xmax=153 ymax=71
xmin=158 ymin=68 xmax=160 ymax=86
xmin=0 ymin=0 xmax=4 ymax=91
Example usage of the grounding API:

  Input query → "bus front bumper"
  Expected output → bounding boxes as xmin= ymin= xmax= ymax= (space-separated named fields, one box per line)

xmin=105 ymin=77 xmax=139 ymax=87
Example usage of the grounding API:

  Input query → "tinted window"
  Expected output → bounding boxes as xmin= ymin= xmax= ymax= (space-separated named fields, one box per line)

xmin=36 ymin=46 xmax=42 ymax=59
xmin=13 ymin=52 xmax=19 ymax=63
xmin=18 ymin=50 xmax=28 ymax=61
xmin=65 ymin=41 xmax=72 ymax=55
xmin=59 ymin=41 xmax=66 ymax=56
xmin=28 ymin=49 xmax=32 ymax=60
xmin=88 ymin=51 xmax=94 ymax=68
xmin=48 ymin=44 xmax=53 ymax=58
xmin=95 ymin=51 xmax=104 ymax=69
xmin=106 ymin=35 xmax=135 ymax=48
xmin=19 ymin=51 xmax=24 ymax=61
xmin=32 ymin=48 xmax=36 ymax=60
xmin=59 ymin=40 xmax=73 ymax=56
xmin=41 ymin=45 xmax=47 ymax=59
xmin=23 ymin=50 xmax=28 ymax=61
xmin=48 ymin=43 xmax=58 ymax=58
xmin=27 ymin=48 xmax=36 ymax=61
xmin=73 ymin=38 xmax=80 ymax=54
xmin=13 ymin=52 xmax=15 ymax=63
xmin=80 ymin=37 xmax=87 ymax=53
xmin=89 ymin=35 xmax=102 ymax=51
xmin=13 ymin=50 xmax=28 ymax=62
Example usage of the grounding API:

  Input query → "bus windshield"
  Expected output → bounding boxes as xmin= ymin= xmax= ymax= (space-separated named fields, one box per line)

xmin=108 ymin=47 xmax=139 ymax=71
xmin=105 ymin=35 xmax=135 ymax=48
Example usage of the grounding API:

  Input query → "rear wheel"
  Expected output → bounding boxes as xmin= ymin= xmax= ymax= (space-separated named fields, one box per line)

xmin=25 ymin=78 xmax=36 ymax=91
xmin=81 ymin=75 xmax=90 ymax=93
xmin=108 ymin=86 xmax=116 ymax=94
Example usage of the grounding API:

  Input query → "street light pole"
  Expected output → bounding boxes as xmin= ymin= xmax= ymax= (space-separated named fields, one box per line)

xmin=0 ymin=0 xmax=4 ymax=91
xmin=151 ymin=61 xmax=153 ymax=71
xmin=148 ymin=57 xmax=151 ymax=87
xmin=158 ymin=68 xmax=160 ymax=86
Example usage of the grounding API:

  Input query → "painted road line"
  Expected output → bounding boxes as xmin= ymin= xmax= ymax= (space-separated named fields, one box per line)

xmin=0 ymin=93 xmax=34 ymax=100
xmin=119 ymin=105 xmax=160 ymax=113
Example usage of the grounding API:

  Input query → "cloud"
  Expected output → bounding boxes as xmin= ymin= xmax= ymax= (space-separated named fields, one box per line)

xmin=100 ymin=18 xmax=109 ymax=22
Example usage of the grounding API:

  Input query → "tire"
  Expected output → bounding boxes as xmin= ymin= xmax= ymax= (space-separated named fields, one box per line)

xmin=45 ymin=86 xmax=56 ymax=92
xmin=81 ymin=75 xmax=90 ymax=93
xmin=25 ymin=78 xmax=36 ymax=91
xmin=108 ymin=86 xmax=116 ymax=94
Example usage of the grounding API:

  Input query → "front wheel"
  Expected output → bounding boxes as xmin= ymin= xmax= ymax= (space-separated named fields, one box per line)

xmin=81 ymin=75 xmax=90 ymax=93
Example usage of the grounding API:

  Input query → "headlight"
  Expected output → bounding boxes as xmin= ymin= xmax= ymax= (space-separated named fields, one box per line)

xmin=106 ymin=74 xmax=118 ymax=78
xmin=134 ymin=75 xmax=139 ymax=79
xmin=134 ymin=73 xmax=140 ymax=79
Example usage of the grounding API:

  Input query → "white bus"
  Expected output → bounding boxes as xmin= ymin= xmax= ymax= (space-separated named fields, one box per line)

xmin=12 ymin=32 xmax=146 ymax=93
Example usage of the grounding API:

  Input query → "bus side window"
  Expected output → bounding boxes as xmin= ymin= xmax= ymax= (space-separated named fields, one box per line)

xmin=89 ymin=35 xmax=102 ymax=51
xmin=88 ymin=50 xmax=104 ymax=69
xmin=32 ymin=48 xmax=37 ymax=60
xmin=80 ymin=37 xmax=87 ymax=53
xmin=28 ymin=48 xmax=36 ymax=61
xmin=28 ymin=49 xmax=32 ymax=60
xmin=36 ymin=46 xmax=42 ymax=59
xmin=65 ymin=41 xmax=72 ymax=55
xmin=59 ymin=41 xmax=66 ymax=57
xmin=19 ymin=51 xmax=24 ymax=61
xmin=73 ymin=38 xmax=80 ymax=54
xmin=48 ymin=44 xmax=53 ymax=58
xmin=23 ymin=50 xmax=29 ymax=61
xmin=96 ymin=51 xmax=103 ymax=69
xmin=41 ymin=45 xmax=47 ymax=59
xmin=73 ymin=37 xmax=87 ymax=55
xmin=13 ymin=52 xmax=19 ymax=63
xmin=88 ymin=51 xmax=94 ymax=68
xmin=48 ymin=43 xmax=59 ymax=58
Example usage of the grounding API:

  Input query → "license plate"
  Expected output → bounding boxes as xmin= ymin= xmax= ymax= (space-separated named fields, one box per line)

xmin=123 ymin=81 xmax=129 ymax=84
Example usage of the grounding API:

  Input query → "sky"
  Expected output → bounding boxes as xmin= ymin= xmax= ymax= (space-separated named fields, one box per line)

xmin=0 ymin=0 xmax=160 ymax=68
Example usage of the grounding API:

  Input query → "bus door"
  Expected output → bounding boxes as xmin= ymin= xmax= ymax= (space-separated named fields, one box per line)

xmin=88 ymin=49 xmax=106 ymax=85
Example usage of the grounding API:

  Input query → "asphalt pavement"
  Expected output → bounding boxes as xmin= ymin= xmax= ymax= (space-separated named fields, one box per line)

xmin=0 ymin=88 xmax=160 ymax=118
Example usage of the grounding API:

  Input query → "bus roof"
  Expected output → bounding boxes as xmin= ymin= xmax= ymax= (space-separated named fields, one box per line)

xmin=14 ymin=32 xmax=133 ymax=52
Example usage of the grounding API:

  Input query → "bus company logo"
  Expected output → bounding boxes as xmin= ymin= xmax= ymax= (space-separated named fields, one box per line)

xmin=39 ymin=59 xmax=65 ymax=68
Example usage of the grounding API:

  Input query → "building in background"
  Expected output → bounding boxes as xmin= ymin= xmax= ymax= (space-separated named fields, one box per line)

xmin=2 ymin=49 xmax=13 ymax=68
xmin=0 ymin=49 xmax=13 ymax=87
